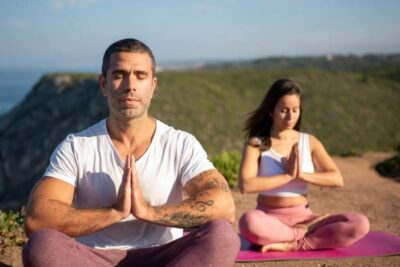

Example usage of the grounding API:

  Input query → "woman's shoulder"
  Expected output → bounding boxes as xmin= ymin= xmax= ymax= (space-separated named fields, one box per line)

xmin=247 ymin=137 xmax=263 ymax=147
xmin=300 ymin=132 xmax=325 ymax=151
xmin=299 ymin=132 xmax=316 ymax=141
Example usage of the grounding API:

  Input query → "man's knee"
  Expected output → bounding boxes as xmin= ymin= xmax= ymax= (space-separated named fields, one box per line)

xmin=23 ymin=228 xmax=67 ymax=266
xmin=201 ymin=219 xmax=240 ymax=253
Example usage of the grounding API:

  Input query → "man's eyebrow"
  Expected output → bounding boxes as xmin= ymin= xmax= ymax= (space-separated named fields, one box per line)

xmin=134 ymin=70 xmax=149 ymax=75
xmin=111 ymin=69 xmax=128 ymax=75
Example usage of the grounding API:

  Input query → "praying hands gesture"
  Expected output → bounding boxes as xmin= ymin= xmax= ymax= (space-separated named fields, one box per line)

xmin=283 ymin=137 xmax=344 ymax=187
xmin=114 ymin=155 xmax=235 ymax=229
xmin=284 ymin=143 xmax=302 ymax=180
xmin=114 ymin=155 xmax=152 ymax=221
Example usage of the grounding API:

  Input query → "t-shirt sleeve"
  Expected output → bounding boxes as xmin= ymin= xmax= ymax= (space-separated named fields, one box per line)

xmin=43 ymin=134 xmax=78 ymax=187
xmin=179 ymin=134 xmax=215 ymax=186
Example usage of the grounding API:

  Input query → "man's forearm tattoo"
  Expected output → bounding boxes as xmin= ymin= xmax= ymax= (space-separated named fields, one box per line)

xmin=196 ymin=170 xmax=213 ymax=182
xmin=205 ymin=178 xmax=230 ymax=192
xmin=152 ymin=190 xmax=215 ymax=228
xmin=190 ymin=191 xmax=213 ymax=211
xmin=154 ymin=212 xmax=211 ymax=229
xmin=194 ymin=170 xmax=230 ymax=192
xmin=191 ymin=200 xmax=214 ymax=212
xmin=150 ymin=171 xmax=231 ymax=228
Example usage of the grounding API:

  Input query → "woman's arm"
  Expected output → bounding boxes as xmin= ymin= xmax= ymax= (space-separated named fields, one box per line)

xmin=239 ymin=141 xmax=294 ymax=194
xmin=298 ymin=135 xmax=343 ymax=187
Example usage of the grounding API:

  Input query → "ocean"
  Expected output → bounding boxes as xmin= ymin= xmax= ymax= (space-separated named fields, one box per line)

xmin=0 ymin=68 xmax=99 ymax=115
xmin=0 ymin=69 xmax=48 ymax=115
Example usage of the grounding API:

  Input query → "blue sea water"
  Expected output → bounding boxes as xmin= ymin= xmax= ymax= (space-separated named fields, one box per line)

xmin=0 ymin=69 xmax=47 ymax=115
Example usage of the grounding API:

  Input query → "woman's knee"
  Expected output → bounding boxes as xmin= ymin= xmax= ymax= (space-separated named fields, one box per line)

xmin=239 ymin=210 xmax=265 ymax=234
xmin=349 ymin=213 xmax=370 ymax=238
xmin=336 ymin=212 xmax=370 ymax=243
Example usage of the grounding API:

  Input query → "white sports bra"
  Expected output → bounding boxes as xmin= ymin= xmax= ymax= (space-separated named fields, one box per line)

xmin=258 ymin=133 xmax=315 ymax=197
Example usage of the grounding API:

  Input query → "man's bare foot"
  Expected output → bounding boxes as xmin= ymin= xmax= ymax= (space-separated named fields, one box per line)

xmin=295 ymin=213 xmax=331 ymax=235
xmin=260 ymin=242 xmax=294 ymax=252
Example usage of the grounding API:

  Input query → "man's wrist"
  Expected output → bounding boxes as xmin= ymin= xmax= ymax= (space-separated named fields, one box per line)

xmin=284 ymin=173 xmax=294 ymax=181
xmin=131 ymin=201 xmax=155 ymax=222
xmin=110 ymin=205 xmax=128 ymax=221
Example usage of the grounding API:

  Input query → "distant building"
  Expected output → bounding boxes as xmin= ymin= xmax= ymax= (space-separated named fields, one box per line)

xmin=326 ymin=54 xmax=335 ymax=61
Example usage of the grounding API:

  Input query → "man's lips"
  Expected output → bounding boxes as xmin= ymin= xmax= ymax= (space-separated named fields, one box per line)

xmin=119 ymin=98 xmax=140 ymax=108
xmin=120 ymin=98 xmax=140 ymax=102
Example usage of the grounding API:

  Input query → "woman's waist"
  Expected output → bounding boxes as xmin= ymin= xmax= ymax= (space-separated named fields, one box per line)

xmin=257 ymin=194 xmax=308 ymax=209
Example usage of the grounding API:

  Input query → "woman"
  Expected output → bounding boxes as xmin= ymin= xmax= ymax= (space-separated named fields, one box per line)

xmin=239 ymin=78 xmax=369 ymax=252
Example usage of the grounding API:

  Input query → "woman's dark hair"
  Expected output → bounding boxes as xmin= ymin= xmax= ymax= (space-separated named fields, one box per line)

xmin=244 ymin=78 xmax=303 ymax=148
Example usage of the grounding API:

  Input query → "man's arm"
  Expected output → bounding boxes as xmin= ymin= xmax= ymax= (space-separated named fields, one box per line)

xmin=24 ymin=160 xmax=133 ymax=237
xmin=130 ymin=155 xmax=235 ymax=228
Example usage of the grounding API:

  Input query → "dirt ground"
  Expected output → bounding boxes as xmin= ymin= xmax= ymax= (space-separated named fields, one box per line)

xmin=1 ymin=152 xmax=399 ymax=267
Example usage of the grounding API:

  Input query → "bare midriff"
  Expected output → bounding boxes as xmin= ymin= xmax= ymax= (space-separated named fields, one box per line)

xmin=257 ymin=194 xmax=308 ymax=208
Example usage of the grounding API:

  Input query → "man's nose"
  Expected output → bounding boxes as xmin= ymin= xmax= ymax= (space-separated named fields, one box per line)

xmin=125 ymin=74 xmax=137 ymax=91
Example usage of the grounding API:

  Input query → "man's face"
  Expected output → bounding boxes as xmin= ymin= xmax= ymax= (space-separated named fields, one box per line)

xmin=99 ymin=51 xmax=157 ymax=120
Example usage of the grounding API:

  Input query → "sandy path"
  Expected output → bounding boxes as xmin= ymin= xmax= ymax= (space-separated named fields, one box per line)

xmin=1 ymin=153 xmax=399 ymax=267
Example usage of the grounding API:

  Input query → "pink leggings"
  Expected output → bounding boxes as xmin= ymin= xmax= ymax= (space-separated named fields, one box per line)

xmin=239 ymin=204 xmax=369 ymax=251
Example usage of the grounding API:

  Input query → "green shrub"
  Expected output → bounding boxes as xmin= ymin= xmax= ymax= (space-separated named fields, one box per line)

xmin=396 ymin=143 xmax=400 ymax=153
xmin=211 ymin=151 xmax=241 ymax=188
xmin=375 ymin=154 xmax=400 ymax=182
xmin=0 ymin=208 xmax=27 ymax=247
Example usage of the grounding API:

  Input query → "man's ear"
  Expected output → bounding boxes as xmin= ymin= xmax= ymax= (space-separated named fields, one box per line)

xmin=99 ymin=74 xmax=107 ymax=96
xmin=152 ymin=76 xmax=158 ymax=92
xmin=149 ymin=76 xmax=157 ymax=100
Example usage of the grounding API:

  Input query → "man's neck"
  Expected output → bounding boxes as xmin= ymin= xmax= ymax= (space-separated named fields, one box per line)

xmin=106 ymin=115 xmax=156 ymax=159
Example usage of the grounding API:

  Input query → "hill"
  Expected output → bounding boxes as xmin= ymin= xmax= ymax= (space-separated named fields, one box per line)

xmin=154 ymin=68 xmax=400 ymax=154
xmin=0 ymin=68 xmax=399 ymax=208
xmin=203 ymin=54 xmax=400 ymax=72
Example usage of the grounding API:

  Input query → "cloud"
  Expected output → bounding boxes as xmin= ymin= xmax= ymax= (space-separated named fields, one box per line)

xmin=51 ymin=0 xmax=100 ymax=10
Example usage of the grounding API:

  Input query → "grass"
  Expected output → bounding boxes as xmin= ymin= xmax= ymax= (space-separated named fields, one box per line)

xmin=0 ymin=208 xmax=26 ymax=247
xmin=151 ymin=68 xmax=400 ymax=155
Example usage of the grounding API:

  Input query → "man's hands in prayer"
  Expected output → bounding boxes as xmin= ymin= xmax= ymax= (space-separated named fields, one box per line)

xmin=114 ymin=155 xmax=235 ymax=228
xmin=114 ymin=155 xmax=151 ymax=221
xmin=114 ymin=155 xmax=133 ymax=219
xmin=129 ymin=155 xmax=152 ymax=220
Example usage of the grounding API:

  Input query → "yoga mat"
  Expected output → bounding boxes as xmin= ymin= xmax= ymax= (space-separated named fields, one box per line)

xmin=236 ymin=231 xmax=400 ymax=262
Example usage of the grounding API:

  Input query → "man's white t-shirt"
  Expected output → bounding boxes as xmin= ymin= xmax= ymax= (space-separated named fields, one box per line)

xmin=44 ymin=119 xmax=214 ymax=250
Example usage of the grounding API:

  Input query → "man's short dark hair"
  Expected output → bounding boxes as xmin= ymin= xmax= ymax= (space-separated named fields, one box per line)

xmin=102 ymin=38 xmax=156 ymax=77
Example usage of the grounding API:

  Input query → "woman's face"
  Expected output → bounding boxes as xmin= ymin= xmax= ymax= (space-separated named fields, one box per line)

xmin=271 ymin=93 xmax=301 ymax=131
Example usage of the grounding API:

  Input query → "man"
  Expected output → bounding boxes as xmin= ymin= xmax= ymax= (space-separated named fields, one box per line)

xmin=23 ymin=38 xmax=240 ymax=267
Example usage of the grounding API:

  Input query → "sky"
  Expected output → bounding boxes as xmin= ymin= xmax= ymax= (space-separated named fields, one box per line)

xmin=1 ymin=0 xmax=400 ymax=71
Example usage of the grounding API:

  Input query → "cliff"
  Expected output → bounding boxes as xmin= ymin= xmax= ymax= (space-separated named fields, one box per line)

xmin=0 ymin=73 xmax=107 ymax=209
